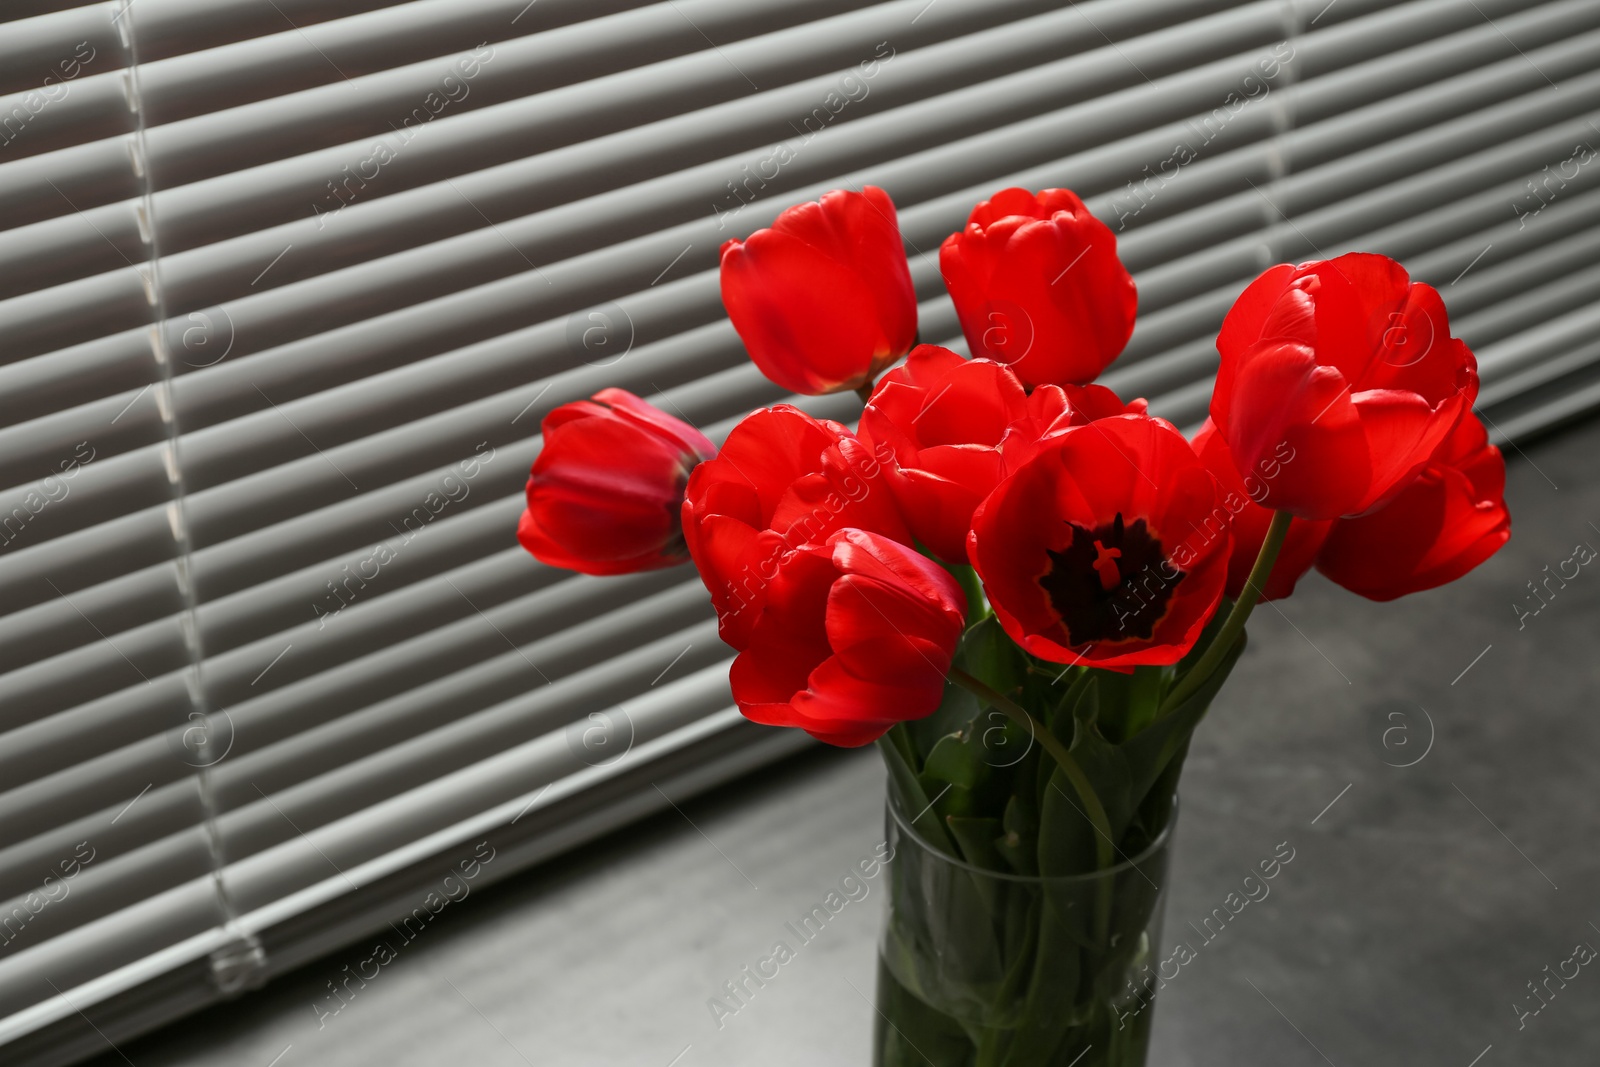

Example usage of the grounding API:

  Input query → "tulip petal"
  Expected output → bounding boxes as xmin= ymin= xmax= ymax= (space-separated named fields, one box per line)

xmin=1192 ymin=418 xmax=1331 ymax=601
xmin=722 ymin=231 xmax=892 ymax=394
xmin=721 ymin=187 xmax=916 ymax=395
xmin=915 ymin=361 xmax=1028 ymax=446
xmin=1317 ymin=411 xmax=1509 ymax=600
xmin=795 ymin=655 xmax=946 ymax=742
xmin=970 ymin=415 xmax=1228 ymax=667
xmin=1212 ymin=254 xmax=1480 ymax=522
xmin=1348 ymin=387 xmax=1467 ymax=512
xmin=941 ymin=187 xmax=1135 ymax=387
xmin=1307 ymin=252 xmax=1412 ymax=385
xmin=860 ymin=346 xmax=1046 ymax=564
xmin=826 ymin=577 xmax=959 ymax=684
xmin=725 ymin=529 xmax=962 ymax=747
xmin=520 ymin=389 xmax=710 ymax=575
xmin=1217 ymin=341 xmax=1374 ymax=519
xmin=1215 ymin=262 xmax=1297 ymax=361
xmin=592 ymin=388 xmax=716 ymax=461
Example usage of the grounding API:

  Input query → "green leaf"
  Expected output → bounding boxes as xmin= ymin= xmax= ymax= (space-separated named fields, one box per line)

xmin=1036 ymin=764 xmax=1099 ymax=882
xmin=1033 ymin=670 xmax=1089 ymax=853
xmin=971 ymin=708 xmax=1032 ymax=775
xmin=1121 ymin=628 xmax=1247 ymax=809
xmin=1004 ymin=790 xmax=1039 ymax=840
xmin=910 ymin=673 xmax=1034 ymax=825
xmin=1129 ymin=738 xmax=1186 ymax=846
xmin=1090 ymin=668 xmax=1130 ymax=731
xmin=916 ymin=730 xmax=990 ymax=822
xmin=1034 ymin=674 xmax=1140 ymax=962
xmin=993 ymin=891 xmax=1041 ymax=1007
xmin=956 ymin=614 xmax=1029 ymax=696
xmin=993 ymin=830 xmax=1034 ymax=878
xmin=946 ymin=815 xmax=1006 ymax=873
xmin=1064 ymin=709 xmax=1134 ymax=845
xmin=995 ymin=905 xmax=1082 ymax=1066
xmin=1036 ymin=671 xmax=1093 ymax=808
xmin=872 ymin=956 xmax=981 ymax=1067
xmin=1124 ymin=664 xmax=1171 ymax=739
xmin=922 ymin=732 xmax=982 ymax=791
xmin=905 ymin=678 xmax=980 ymax=765
xmin=876 ymin=734 xmax=959 ymax=859
xmin=926 ymin=781 xmax=980 ymax=820
xmin=995 ymin=793 xmax=1039 ymax=876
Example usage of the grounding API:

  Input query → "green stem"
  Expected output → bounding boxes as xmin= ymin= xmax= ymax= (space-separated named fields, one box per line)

xmin=884 ymin=721 xmax=919 ymax=770
xmin=1160 ymin=509 xmax=1293 ymax=715
xmin=951 ymin=564 xmax=988 ymax=626
xmin=947 ymin=667 xmax=1114 ymax=874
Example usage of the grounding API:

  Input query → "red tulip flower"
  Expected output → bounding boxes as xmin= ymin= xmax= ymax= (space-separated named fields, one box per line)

xmin=1192 ymin=419 xmax=1330 ymax=602
xmin=730 ymin=528 xmax=966 ymax=747
xmin=969 ymin=414 xmax=1231 ymax=668
xmin=1059 ymin=383 xmax=1148 ymax=423
xmin=1210 ymin=253 xmax=1478 ymax=520
xmin=719 ymin=186 xmax=918 ymax=396
xmin=681 ymin=406 xmax=909 ymax=650
xmin=518 ymin=389 xmax=715 ymax=575
xmin=859 ymin=345 xmax=1078 ymax=564
xmin=940 ymin=187 xmax=1137 ymax=388
xmin=1316 ymin=412 xmax=1509 ymax=600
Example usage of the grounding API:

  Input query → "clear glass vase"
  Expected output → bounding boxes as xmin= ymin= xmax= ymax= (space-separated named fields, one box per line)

xmin=873 ymin=793 xmax=1176 ymax=1067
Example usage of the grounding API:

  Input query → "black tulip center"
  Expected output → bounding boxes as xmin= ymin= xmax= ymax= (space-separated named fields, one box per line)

xmin=1040 ymin=514 xmax=1183 ymax=642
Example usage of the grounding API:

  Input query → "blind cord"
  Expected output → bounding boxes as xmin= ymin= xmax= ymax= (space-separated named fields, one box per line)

xmin=1255 ymin=0 xmax=1304 ymax=268
xmin=114 ymin=0 xmax=266 ymax=995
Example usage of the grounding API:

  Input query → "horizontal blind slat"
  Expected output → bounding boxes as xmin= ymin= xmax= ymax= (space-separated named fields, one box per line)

xmin=0 ymin=6 xmax=120 ymax=96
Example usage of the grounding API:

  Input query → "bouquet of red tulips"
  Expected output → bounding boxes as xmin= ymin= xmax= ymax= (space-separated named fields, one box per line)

xmin=519 ymin=186 xmax=1510 ymax=1066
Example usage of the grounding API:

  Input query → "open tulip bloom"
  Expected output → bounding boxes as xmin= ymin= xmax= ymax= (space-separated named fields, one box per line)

xmin=518 ymin=187 xmax=1510 ymax=1065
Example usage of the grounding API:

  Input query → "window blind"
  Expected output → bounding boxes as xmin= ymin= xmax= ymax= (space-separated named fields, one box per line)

xmin=0 ymin=0 xmax=1594 ymax=1062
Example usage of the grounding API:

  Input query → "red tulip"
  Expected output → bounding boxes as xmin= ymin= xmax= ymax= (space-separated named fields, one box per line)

xmin=1316 ymin=412 xmax=1509 ymax=600
xmin=518 ymin=389 xmax=715 ymax=575
xmin=1210 ymin=252 xmax=1478 ymax=520
xmin=1059 ymin=383 xmax=1148 ymax=423
xmin=1192 ymin=419 xmax=1331 ymax=602
xmin=729 ymin=528 xmax=966 ymax=747
xmin=969 ymin=414 xmax=1230 ymax=668
xmin=859 ymin=345 xmax=1077 ymax=564
xmin=681 ymin=405 xmax=909 ymax=649
xmin=940 ymin=187 xmax=1136 ymax=388
xmin=719 ymin=186 xmax=918 ymax=396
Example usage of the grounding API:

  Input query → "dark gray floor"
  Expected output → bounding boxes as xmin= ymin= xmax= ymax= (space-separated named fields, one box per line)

xmin=86 ymin=414 xmax=1600 ymax=1067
